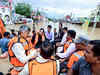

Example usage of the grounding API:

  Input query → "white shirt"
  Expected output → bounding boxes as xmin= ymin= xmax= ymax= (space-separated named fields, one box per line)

xmin=56 ymin=32 xmax=67 ymax=53
xmin=12 ymin=43 xmax=38 ymax=70
xmin=45 ymin=31 xmax=54 ymax=42
xmin=18 ymin=63 xmax=29 ymax=75
xmin=56 ymin=43 xmax=76 ymax=58
xmin=60 ymin=32 xmax=67 ymax=45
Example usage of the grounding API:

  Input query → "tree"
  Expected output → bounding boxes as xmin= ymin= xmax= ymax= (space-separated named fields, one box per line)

xmin=15 ymin=3 xmax=32 ymax=17
xmin=48 ymin=18 xmax=53 ymax=21
xmin=36 ymin=10 xmax=41 ymax=16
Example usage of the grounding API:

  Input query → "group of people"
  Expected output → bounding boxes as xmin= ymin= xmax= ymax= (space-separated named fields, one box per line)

xmin=0 ymin=22 xmax=100 ymax=75
xmin=0 ymin=28 xmax=17 ymax=59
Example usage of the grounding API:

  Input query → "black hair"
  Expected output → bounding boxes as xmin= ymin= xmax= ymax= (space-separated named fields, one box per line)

xmin=11 ymin=29 xmax=16 ymax=36
xmin=59 ymin=22 xmax=63 ymax=27
xmin=32 ymin=30 xmax=35 ymax=34
xmin=6 ymin=73 xmax=11 ymax=75
xmin=0 ymin=72 xmax=4 ymax=75
xmin=31 ymin=32 xmax=36 ymax=43
xmin=67 ymin=30 xmax=76 ymax=39
xmin=4 ymin=32 xmax=10 ymax=37
xmin=40 ymin=28 xmax=44 ymax=32
xmin=28 ymin=27 xmax=31 ymax=32
xmin=89 ymin=40 xmax=100 ymax=45
xmin=63 ymin=27 xmax=68 ymax=31
xmin=0 ymin=33 xmax=2 ymax=39
xmin=5 ymin=15 xmax=9 ymax=18
xmin=89 ymin=40 xmax=100 ymax=56
xmin=40 ymin=41 xmax=54 ymax=59
xmin=48 ymin=25 xmax=52 ymax=28
xmin=11 ymin=29 xmax=15 ymax=33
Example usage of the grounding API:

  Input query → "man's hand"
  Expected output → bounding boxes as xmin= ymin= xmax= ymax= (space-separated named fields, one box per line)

xmin=0 ymin=52 xmax=8 ymax=59
xmin=56 ymin=42 xmax=61 ymax=46
xmin=59 ymin=59 xmax=65 ymax=63
xmin=56 ymin=53 xmax=59 ymax=57
xmin=67 ymin=69 xmax=73 ymax=75
xmin=30 ymin=49 xmax=40 ymax=58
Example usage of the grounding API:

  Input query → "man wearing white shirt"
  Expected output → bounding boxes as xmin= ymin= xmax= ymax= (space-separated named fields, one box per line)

xmin=57 ymin=34 xmax=89 ymax=73
xmin=45 ymin=25 xmax=54 ymax=43
xmin=57 ymin=27 xmax=68 ymax=53
xmin=56 ymin=30 xmax=76 ymax=58
xmin=61 ymin=27 xmax=68 ymax=45
xmin=8 ymin=25 xmax=39 ymax=75
xmin=56 ymin=30 xmax=76 ymax=73
xmin=57 ymin=43 xmax=76 ymax=58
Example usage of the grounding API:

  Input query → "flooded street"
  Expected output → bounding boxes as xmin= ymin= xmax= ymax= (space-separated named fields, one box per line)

xmin=88 ymin=27 xmax=100 ymax=40
xmin=0 ymin=23 xmax=100 ymax=74
xmin=66 ymin=24 xmax=100 ymax=40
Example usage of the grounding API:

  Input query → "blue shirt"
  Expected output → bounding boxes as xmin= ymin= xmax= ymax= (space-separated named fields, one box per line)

xmin=10 ymin=34 xmax=15 ymax=38
xmin=72 ymin=57 xmax=92 ymax=75
xmin=0 ymin=38 xmax=10 ymax=53
xmin=45 ymin=31 xmax=54 ymax=42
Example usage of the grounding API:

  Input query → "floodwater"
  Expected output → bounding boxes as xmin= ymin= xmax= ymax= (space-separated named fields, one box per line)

xmin=0 ymin=50 xmax=9 ymax=74
xmin=66 ymin=24 xmax=100 ymax=40
xmin=0 ymin=23 xmax=100 ymax=74
xmin=88 ymin=27 xmax=100 ymax=40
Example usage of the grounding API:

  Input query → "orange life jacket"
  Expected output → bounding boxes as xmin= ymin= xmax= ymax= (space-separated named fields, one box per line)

xmin=8 ymin=36 xmax=31 ymax=67
xmin=0 ymin=18 xmax=6 ymax=37
xmin=29 ymin=60 xmax=57 ymax=75
xmin=10 ymin=69 xmax=19 ymax=75
xmin=26 ymin=36 xmax=35 ymax=52
xmin=67 ymin=51 xmax=84 ymax=68
xmin=64 ymin=40 xmax=72 ymax=53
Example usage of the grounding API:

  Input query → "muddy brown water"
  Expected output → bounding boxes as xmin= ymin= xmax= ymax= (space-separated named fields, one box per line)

xmin=64 ymin=24 xmax=100 ymax=40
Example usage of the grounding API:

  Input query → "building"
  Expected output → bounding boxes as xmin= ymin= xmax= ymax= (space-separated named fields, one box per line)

xmin=0 ymin=0 xmax=11 ymax=23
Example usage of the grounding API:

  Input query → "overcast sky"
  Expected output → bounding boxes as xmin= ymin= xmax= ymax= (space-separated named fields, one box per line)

xmin=15 ymin=0 xmax=99 ymax=18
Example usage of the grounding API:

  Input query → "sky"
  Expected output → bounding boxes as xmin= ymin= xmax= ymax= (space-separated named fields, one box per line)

xmin=14 ymin=0 xmax=99 ymax=18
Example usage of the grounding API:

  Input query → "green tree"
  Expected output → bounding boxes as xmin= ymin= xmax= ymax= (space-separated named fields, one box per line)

xmin=15 ymin=3 xmax=32 ymax=17
xmin=36 ymin=10 xmax=41 ymax=16
xmin=48 ymin=18 xmax=53 ymax=21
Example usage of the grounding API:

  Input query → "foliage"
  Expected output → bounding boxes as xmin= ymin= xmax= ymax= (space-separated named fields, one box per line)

xmin=36 ymin=10 xmax=41 ymax=16
xmin=15 ymin=3 xmax=32 ymax=17
xmin=48 ymin=18 xmax=53 ymax=21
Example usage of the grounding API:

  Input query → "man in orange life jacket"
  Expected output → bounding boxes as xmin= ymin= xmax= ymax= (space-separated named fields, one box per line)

xmin=18 ymin=41 xmax=59 ymax=75
xmin=56 ymin=30 xmax=76 ymax=73
xmin=8 ymin=25 xmax=39 ymax=75
xmin=67 ymin=40 xmax=100 ymax=75
xmin=67 ymin=35 xmax=89 ymax=69
xmin=56 ymin=30 xmax=76 ymax=59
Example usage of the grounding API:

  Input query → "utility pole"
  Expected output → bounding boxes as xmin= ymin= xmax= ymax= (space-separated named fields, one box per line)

xmin=9 ymin=0 xmax=12 ymax=21
xmin=91 ymin=2 xmax=100 ymax=33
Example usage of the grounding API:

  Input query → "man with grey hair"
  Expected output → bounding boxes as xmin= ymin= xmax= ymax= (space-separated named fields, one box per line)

xmin=8 ymin=25 xmax=39 ymax=75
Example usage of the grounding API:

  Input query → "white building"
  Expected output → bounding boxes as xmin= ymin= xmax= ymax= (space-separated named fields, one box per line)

xmin=0 ymin=7 xmax=10 ymax=20
xmin=0 ymin=0 xmax=11 ymax=24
